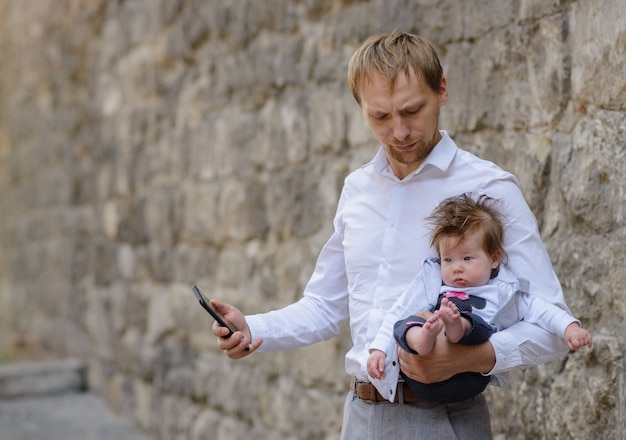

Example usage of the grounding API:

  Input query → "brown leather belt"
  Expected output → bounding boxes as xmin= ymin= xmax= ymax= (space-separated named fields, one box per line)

xmin=353 ymin=379 xmax=427 ymax=404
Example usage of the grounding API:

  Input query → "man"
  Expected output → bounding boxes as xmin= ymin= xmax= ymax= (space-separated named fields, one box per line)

xmin=211 ymin=32 xmax=571 ymax=439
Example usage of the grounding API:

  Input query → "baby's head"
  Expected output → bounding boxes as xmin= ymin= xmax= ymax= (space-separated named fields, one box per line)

xmin=428 ymin=194 xmax=507 ymax=281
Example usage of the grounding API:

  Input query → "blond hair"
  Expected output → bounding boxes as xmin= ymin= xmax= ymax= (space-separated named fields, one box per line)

xmin=347 ymin=32 xmax=444 ymax=105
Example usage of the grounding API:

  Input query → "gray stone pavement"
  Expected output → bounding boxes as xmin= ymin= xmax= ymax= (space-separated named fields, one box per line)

xmin=0 ymin=359 xmax=148 ymax=440
xmin=0 ymin=392 xmax=146 ymax=440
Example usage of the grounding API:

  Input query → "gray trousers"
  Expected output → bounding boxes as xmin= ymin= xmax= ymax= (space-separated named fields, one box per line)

xmin=339 ymin=391 xmax=492 ymax=440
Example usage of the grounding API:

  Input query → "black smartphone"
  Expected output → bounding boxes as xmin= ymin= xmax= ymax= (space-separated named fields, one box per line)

xmin=192 ymin=285 xmax=235 ymax=338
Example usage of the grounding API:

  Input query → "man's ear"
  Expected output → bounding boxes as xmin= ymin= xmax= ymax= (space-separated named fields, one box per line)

xmin=438 ymin=76 xmax=448 ymax=106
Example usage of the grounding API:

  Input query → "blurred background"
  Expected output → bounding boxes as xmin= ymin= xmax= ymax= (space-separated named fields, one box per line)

xmin=0 ymin=0 xmax=624 ymax=439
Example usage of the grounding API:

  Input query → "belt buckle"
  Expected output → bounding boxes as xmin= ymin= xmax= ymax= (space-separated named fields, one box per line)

xmin=353 ymin=378 xmax=377 ymax=402
xmin=351 ymin=378 xmax=363 ymax=397
xmin=351 ymin=377 xmax=363 ymax=395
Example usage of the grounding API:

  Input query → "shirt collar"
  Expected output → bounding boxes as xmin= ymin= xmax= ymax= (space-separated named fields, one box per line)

xmin=371 ymin=130 xmax=458 ymax=180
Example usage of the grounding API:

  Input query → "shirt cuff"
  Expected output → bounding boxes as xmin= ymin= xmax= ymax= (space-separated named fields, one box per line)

xmin=486 ymin=330 xmax=522 ymax=375
xmin=245 ymin=314 xmax=270 ymax=351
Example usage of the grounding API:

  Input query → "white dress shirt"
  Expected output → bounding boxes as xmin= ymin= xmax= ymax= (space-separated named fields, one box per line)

xmin=246 ymin=131 xmax=570 ymax=386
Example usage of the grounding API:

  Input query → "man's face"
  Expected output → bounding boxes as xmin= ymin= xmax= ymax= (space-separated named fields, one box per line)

xmin=359 ymin=70 xmax=448 ymax=179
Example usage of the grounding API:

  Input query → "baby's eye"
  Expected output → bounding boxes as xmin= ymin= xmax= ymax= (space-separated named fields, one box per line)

xmin=464 ymin=256 xmax=472 ymax=261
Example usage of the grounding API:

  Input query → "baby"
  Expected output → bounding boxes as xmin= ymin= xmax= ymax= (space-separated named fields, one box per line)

xmin=368 ymin=193 xmax=592 ymax=403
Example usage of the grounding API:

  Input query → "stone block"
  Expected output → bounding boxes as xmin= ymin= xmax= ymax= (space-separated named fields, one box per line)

xmin=0 ymin=359 xmax=86 ymax=398
xmin=569 ymin=0 xmax=626 ymax=110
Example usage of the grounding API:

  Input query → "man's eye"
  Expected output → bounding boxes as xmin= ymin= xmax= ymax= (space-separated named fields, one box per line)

xmin=404 ymin=106 xmax=423 ymax=116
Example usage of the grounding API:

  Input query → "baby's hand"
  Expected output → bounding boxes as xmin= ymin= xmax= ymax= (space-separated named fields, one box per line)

xmin=564 ymin=322 xmax=592 ymax=351
xmin=367 ymin=349 xmax=387 ymax=380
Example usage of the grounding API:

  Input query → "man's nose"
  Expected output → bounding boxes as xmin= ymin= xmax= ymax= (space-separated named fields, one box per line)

xmin=392 ymin=117 xmax=410 ymax=141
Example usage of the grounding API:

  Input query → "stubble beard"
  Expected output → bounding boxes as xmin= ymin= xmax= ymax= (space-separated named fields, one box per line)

xmin=386 ymin=128 xmax=440 ymax=166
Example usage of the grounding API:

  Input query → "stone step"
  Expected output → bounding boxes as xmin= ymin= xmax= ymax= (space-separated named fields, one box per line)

xmin=0 ymin=359 xmax=86 ymax=399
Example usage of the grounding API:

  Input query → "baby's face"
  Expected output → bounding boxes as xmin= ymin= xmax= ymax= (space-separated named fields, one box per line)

xmin=439 ymin=231 xmax=500 ymax=288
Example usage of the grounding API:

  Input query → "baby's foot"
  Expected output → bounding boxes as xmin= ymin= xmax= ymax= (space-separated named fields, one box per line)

xmin=436 ymin=298 xmax=468 ymax=343
xmin=406 ymin=314 xmax=444 ymax=355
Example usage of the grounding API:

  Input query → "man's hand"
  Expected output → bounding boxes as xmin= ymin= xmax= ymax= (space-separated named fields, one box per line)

xmin=210 ymin=299 xmax=263 ymax=359
xmin=398 ymin=330 xmax=495 ymax=383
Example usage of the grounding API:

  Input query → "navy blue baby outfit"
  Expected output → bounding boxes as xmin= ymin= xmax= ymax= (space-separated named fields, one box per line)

xmin=393 ymin=293 xmax=495 ymax=404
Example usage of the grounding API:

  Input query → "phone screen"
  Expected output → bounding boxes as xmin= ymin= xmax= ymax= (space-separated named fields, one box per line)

xmin=192 ymin=285 xmax=235 ymax=338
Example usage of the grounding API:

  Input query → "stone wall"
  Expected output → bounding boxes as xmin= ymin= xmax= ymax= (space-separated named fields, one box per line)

xmin=0 ymin=0 xmax=624 ymax=438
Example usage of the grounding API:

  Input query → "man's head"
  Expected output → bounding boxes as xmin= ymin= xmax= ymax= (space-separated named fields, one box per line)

xmin=348 ymin=32 xmax=444 ymax=106
xmin=348 ymin=32 xmax=448 ymax=179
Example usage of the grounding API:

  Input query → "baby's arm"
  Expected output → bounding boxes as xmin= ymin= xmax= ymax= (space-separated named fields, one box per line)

xmin=564 ymin=322 xmax=592 ymax=351
xmin=367 ymin=349 xmax=387 ymax=380
xmin=517 ymin=293 xmax=592 ymax=352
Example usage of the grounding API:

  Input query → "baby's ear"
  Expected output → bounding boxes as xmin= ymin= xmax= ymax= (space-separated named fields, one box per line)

xmin=491 ymin=250 xmax=502 ymax=268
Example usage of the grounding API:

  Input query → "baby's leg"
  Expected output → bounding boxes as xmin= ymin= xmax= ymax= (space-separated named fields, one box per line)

xmin=436 ymin=298 xmax=470 ymax=343
xmin=405 ymin=314 xmax=444 ymax=356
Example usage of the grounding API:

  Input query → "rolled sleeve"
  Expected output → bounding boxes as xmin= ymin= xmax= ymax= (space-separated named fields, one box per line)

xmin=486 ymin=328 xmax=523 ymax=375
xmin=487 ymin=321 xmax=570 ymax=376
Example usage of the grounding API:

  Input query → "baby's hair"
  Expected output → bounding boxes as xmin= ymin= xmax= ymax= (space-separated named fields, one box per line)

xmin=427 ymin=193 xmax=508 ymax=266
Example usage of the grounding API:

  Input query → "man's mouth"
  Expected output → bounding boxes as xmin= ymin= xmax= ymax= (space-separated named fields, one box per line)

xmin=393 ymin=142 xmax=416 ymax=152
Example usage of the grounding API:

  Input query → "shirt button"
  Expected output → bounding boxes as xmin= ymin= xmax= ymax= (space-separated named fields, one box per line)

xmin=382 ymin=262 xmax=388 ymax=269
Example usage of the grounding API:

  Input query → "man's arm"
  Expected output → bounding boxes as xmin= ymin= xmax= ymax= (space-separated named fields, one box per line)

xmin=399 ymin=318 xmax=570 ymax=383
